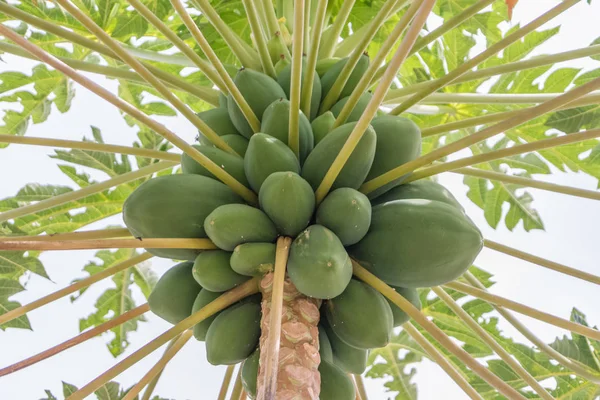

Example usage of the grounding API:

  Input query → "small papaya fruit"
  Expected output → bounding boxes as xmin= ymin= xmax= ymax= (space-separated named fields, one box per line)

xmin=322 ymin=319 xmax=368 ymax=374
xmin=315 ymin=57 xmax=341 ymax=78
xmin=205 ymin=302 xmax=261 ymax=365
xmin=349 ymin=199 xmax=483 ymax=287
xmin=371 ymin=180 xmax=463 ymax=211
xmin=227 ymin=68 xmax=287 ymax=138
xmin=181 ymin=144 xmax=249 ymax=187
xmin=244 ymin=133 xmax=300 ymax=193
xmin=274 ymin=55 xmax=290 ymax=75
xmin=318 ymin=324 xmax=333 ymax=363
xmin=148 ymin=262 xmax=200 ymax=325
xmin=220 ymin=134 xmax=249 ymax=157
xmin=205 ymin=204 xmax=278 ymax=251
xmin=267 ymin=32 xmax=288 ymax=64
xmin=261 ymin=99 xmax=315 ymax=164
xmin=386 ymin=286 xmax=421 ymax=327
xmin=311 ymin=111 xmax=335 ymax=145
xmin=325 ymin=279 xmax=393 ymax=349
xmin=277 ymin=59 xmax=322 ymax=120
xmin=230 ymin=242 xmax=276 ymax=277
xmin=365 ymin=115 xmax=422 ymax=198
xmin=316 ymin=188 xmax=371 ymax=246
xmin=259 ymin=172 xmax=315 ymax=237
xmin=287 ymin=225 xmax=352 ymax=299
xmin=330 ymin=92 xmax=373 ymax=124
xmin=320 ymin=54 xmax=369 ymax=105
xmin=319 ymin=360 xmax=356 ymax=400
xmin=123 ymin=174 xmax=242 ymax=260
xmin=192 ymin=250 xmax=249 ymax=292
xmin=241 ymin=348 xmax=260 ymax=398
xmin=196 ymin=108 xmax=239 ymax=138
xmin=191 ymin=289 xmax=222 ymax=341
xmin=301 ymin=122 xmax=376 ymax=191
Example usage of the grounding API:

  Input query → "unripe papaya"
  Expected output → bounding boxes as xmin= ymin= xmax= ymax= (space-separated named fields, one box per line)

xmin=315 ymin=57 xmax=340 ymax=78
xmin=181 ymin=144 xmax=249 ymax=187
xmin=349 ymin=199 xmax=483 ymax=287
xmin=241 ymin=348 xmax=260 ymax=398
xmin=220 ymin=134 xmax=249 ymax=157
xmin=311 ymin=111 xmax=335 ymax=145
xmin=371 ymin=180 xmax=464 ymax=211
xmin=192 ymin=250 xmax=249 ymax=292
xmin=322 ymin=319 xmax=368 ymax=374
xmin=223 ymin=64 xmax=239 ymax=78
xmin=259 ymin=172 xmax=315 ymax=237
xmin=230 ymin=242 xmax=276 ymax=277
xmin=366 ymin=115 xmax=422 ymax=198
xmin=123 ymin=174 xmax=242 ymax=260
xmin=219 ymin=91 xmax=228 ymax=108
xmin=277 ymin=59 xmax=322 ymax=120
xmin=267 ymin=32 xmax=288 ymax=64
xmin=227 ymin=69 xmax=287 ymax=138
xmin=325 ymin=279 xmax=393 ymax=349
xmin=197 ymin=107 xmax=239 ymax=138
xmin=287 ymin=225 xmax=352 ymax=299
xmin=330 ymin=92 xmax=373 ymax=123
xmin=244 ymin=133 xmax=300 ymax=193
xmin=148 ymin=262 xmax=200 ymax=325
xmin=316 ymin=188 xmax=371 ymax=246
xmin=205 ymin=302 xmax=261 ymax=365
xmin=191 ymin=289 xmax=222 ymax=341
xmin=204 ymin=204 xmax=278 ymax=251
xmin=386 ymin=286 xmax=421 ymax=327
xmin=301 ymin=122 xmax=376 ymax=191
xmin=319 ymin=360 xmax=356 ymax=400
xmin=320 ymin=54 xmax=369 ymax=105
xmin=261 ymin=99 xmax=314 ymax=164
xmin=274 ymin=55 xmax=290 ymax=75
xmin=318 ymin=324 xmax=333 ymax=363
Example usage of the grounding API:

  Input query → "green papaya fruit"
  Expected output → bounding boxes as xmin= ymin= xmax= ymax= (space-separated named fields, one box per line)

xmin=365 ymin=115 xmax=422 ymax=198
xmin=223 ymin=64 xmax=239 ymax=78
xmin=318 ymin=324 xmax=333 ymax=363
xmin=148 ymin=262 xmax=200 ymax=325
xmin=192 ymin=250 xmax=249 ymax=292
xmin=220 ymin=134 xmax=249 ymax=157
xmin=287 ymin=225 xmax=352 ymax=299
xmin=311 ymin=111 xmax=335 ymax=145
xmin=244 ymin=133 xmax=300 ymax=193
xmin=320 ymin=55 xmax=369 ymax=105
xmin=268 ymin=32 xmax=288 ymax=64
xmin=316 ymin=188 xmax=371 ymax=246
xmin=261 ymin=99 xmax=314 ymax=164
xmin=371 ymin=180 xmax=464 ymax=211
xmin=330 ymin=92 xmax=373 ymax=123
xmin=322 ymin=319 xmax=368 ymax=374
xmin=197 ymin=108 xmax=239 ymax=138
xmin=230 ymin=242 xmax=276 ymax=277
xmin=181 ymin=144 xmax=249 ymax=187
xmin=123 ymin=174 xmax=242 ymax=260
xmin=386 ymin=286 xmax=421 ymax=327
xmin=205 ymin=204 xmax=278 ymax=251
xmin=301 ymin=122 xmax=376 ymax=191
xmin=277 ymin=59 xmax=322 ymax=120
xmin=241 ymin=348 xmax=260 ymax=398
xmin=205 ymin=302 xmax=261 ymax=365
xmin=219 ymin=91 xmax=228 ymax=108
xmin=349 ymin=199 xmax=483 ymax=287
xmin=259 ymin=172 xmax=315 ymax=237
xmin=274 ymin=55 xmax=291 ymax=75
xmin=319 ymin=360 xmax=356 ymax=400
xmin=316 ymin=57 xmax=341 ymax=78
xmin=191 ymin=289 xmax=222 ymax=341
xmin=325 ymin=279 xmax=393 ymax=349
xmin=227 ymin=68 xmax=287 ymax=138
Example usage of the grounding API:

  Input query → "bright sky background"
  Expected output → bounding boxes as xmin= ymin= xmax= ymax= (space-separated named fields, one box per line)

xmin=1 ymin=1 xmax=600 ymax=399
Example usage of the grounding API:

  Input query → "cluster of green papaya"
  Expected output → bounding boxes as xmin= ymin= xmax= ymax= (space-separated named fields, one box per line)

xmin=122 ymin=60 xmax=483 ymax=399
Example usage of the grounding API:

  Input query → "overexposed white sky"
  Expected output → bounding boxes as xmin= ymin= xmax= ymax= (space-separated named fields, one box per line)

xmin=1 ymin=1 xmax=600 ymax=399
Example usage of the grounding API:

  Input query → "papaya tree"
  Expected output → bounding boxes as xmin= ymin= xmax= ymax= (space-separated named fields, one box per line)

xmin=1 ymin=0 xmax=600 ymax=399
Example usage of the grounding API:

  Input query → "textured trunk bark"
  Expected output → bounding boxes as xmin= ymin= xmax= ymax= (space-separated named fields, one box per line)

xmin=256 ymin=272 xmax=322 ymax=400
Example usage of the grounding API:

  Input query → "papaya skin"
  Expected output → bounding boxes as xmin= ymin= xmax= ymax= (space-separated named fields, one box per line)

xmin=311 ymin=111 xmax=335 ymax=145
xmin=386 ymin=286 xmax=421 ymax=327
xmin=230 ymin=242 xmax=276 ymax=277
xmin=316 ymin=188 xmax=371 ymax=246
xmin=191 ymin=289 xmax=222 ymax=341
xmin=181 ymin=144 xmax=249 ymax=188
xmin=371 ymin=180 xmax=464 ymax=211
xmin=322 ymin=318 xmax=368 ymax=374
xmin=196 ymin=107 xmax=239 ymax=137
xmin=192 ymin=250 xmax=249 ymax=292
xmin=330 ymin=92 xmax=373 ymax=124
xmin=277 ymin=59 xmax=322 ymax=120
xmin=319 ymin=54 xmax=370 ymax=109
xmin=318 ymin=324 xmax=334 ymax=363
xmin=241 ymin=348 xmax=260 ymax=398
xmin=319 ymin=360 xmax=356 ymax=400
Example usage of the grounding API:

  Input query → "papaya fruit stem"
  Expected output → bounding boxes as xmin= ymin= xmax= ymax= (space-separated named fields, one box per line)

xmin=66 ymin=278 xmax=260 ymax=400
xmin=217 ymin=365 xmax=237 ymax=400
xmin=122 ymin=330 xmax=194 ymax=400
xmin=318 ymin=0 xmax=356 ymax=60
xmin=230 ymin=368 xmax=244 ymax=400
xmin=0 ymin=238 xmax=217 ymax=252
xmin=300 ymin=0 xmax=328 ymax=117
xmin=0 ymin=304 xmax=149 ymax=377
xmin=407 ymin=128 xmax=600 ymax=182
xmin=389 ymin=0 xmax=581 ymax=115
xmin=354 ymin=375 xmax=368 ymax=400
xmin=170 ymin=0 xmax=262 ymax=133
xmin=0 ymin=228 xmax=133 ymax=242
xmin=288 ymin=0 xmax=305 ymax=159
xmin=242 ymin=0 xmax=278 ymax=77
xmin=351 ymin=261 xmax=527 ymax=400
xmin=314 ymin=0 xmax=434 ymax=204
xmin=303 ymin=0 xmax=312 ymax=53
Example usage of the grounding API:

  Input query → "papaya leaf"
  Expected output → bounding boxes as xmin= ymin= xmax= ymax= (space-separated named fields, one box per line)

xmin=42 ymin=381 xmax=144 ymax=400
xmin=550 ymin=309 xmax=600 ymax=372
xmin=367 ymin=340 xmax=421 ymax=400
xmin=0 ymin=251 xmax=49 ymax=280
xmin=0 ymin=296 xmax=31 ymax=331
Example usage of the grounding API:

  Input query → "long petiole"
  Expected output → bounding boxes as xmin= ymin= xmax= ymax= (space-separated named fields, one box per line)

xmin=0 ymin=228 xmax=133 ymax=242
xmin=0 ymin=238 xmax=216 ymax=252
xmin=318 ymin=0 xmax=356 ymax=59
xmin=217 ymin=365 xmax=236 ymax=400
xmin=288 ymin=0 xmax=305 ymax=158
xmin=301 ymin=0 xmax=329 ymax=116
xmin=229 ymin=366 xmax=244 ymax=400
xmin=242 ymin=0 xmax=277 ymax=77
xmin=385 ymin=91 xmax=600 ymax=105
xmin=142 ymin=337 xmax=182 ymax=400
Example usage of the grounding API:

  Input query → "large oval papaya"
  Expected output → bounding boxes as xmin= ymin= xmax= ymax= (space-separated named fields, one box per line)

xmin=320 ymin=54 xmax=369 ymax=105
xmin=325 ymin=279 xmax=393 ymax=349
xmin=192 ymin=250 xmax=249 ymax=292
xmin=330 ymin=92 xmax=372 ymax=123
xmin=277 ymin=59 xmax=322 ymax=120
xmin=191 ymin=289 xmax=222 ymax=341
xmin=148 ymin=262 xmax=200 ymax=325
xmin=386 ymin=286 xmax=421 ymax=327
xmin=181 ymin=144 xmax=249 ymax=187
xmin=287 ymin=225 xmax=352 ymax=299
xmin=349 ymin=199 xmax=483 ymax=287
xmin=261 ymin=99 xmax=314 ymax=164
xmin=316 ymin=188 xmax=371 ymax=246
xmin=318 ymin=324 xmax=333 ymax=363
xmin=259 ymin=172 xmax=315 ymax=237
xmin=241 ymin=348 xmax=260 ymax=398
xmin=227 ymin=68 xmax=287 ymax=138
xmin=123 ymin=174 xmax=242 ymax=260
xmin=322 ymin=319 xmax=368 ymax=374
xmin=205 ymin=302 xmax=261 ymax=365
xmin=204 ymin=204 xmax=278 ymax=251
xmin=319 ymin=360 xmax=356 ymax=400
xmin=365 ymin=115 xmax=422 ymax=198
xmin=311 ymin=111 xmax=335 ymax=145
xmin=230 ymin=242 xmax=275 ymax=277
xmin=196 ymin=108 xmax=239 ymax=138
xmin=244 ymin=133 xmax=300 ymax=192
xmin=371 ymin=180 xmax=463 ymax=211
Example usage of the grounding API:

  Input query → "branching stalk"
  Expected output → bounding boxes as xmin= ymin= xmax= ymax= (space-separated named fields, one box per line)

xmin=218 ymin=366 xmax=237 ymax=400
xmin=0 ymin=238 xmax=216 ymax=252
xmin=288 ymin=0 xmax=305 ymax=158
xmin=242 ymin=0 xmax=277 ymax=77
xmin=318 ymin=0 xmax=356 ymax=59
xmin=301 ymin=0 xmax=329 ymax=116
